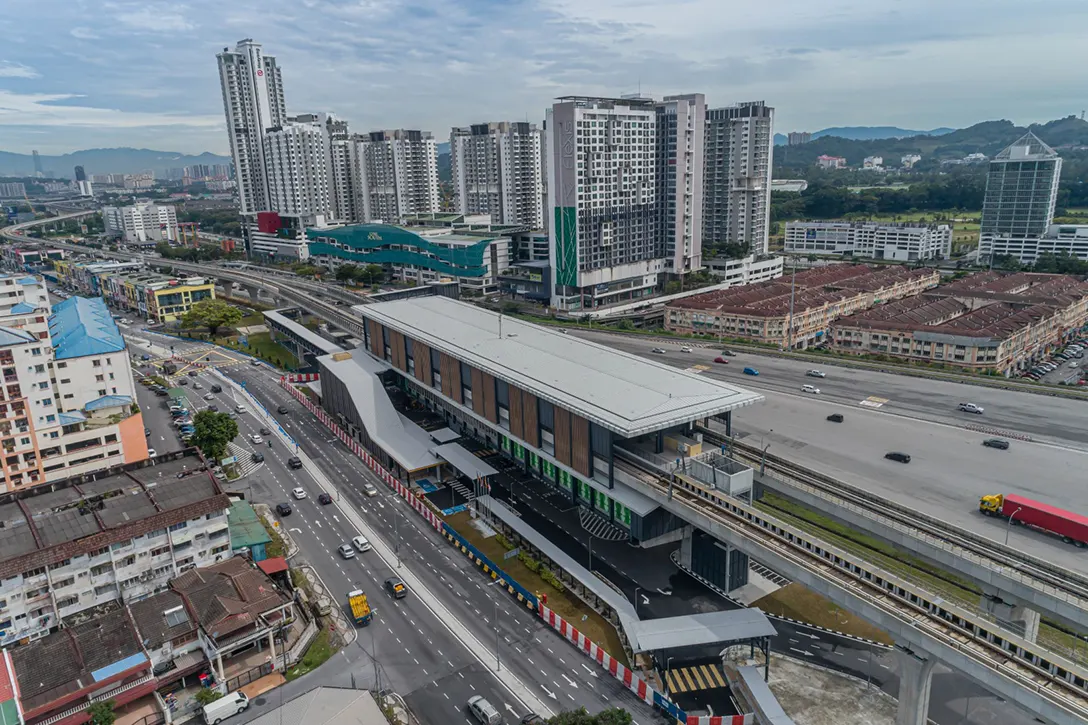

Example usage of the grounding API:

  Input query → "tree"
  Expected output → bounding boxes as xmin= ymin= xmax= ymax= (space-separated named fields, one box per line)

xmin=190 ymin=410 xmax=239 ymax=462
xmin=335 ymin=264 xmax=360 ymax=283
xmin=194 ymin=689 xmax=223 ymax=706
xmin=182 ymin=299 xmax=244 ymax=338
xmin=547 ymin=708 xmax=632 ymax=725
xmin=87 ymin=700 xmax=117 ymax=725
xmin=359 ymin=264 xmax=385 ymax=284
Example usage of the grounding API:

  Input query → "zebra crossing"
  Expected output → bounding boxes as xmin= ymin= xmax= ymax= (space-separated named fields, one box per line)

xmin=449 ymin=479 xmax=476 ymax=502
xmin=578 ymin=506 xmax=629 ymax=541
xmin=227 ymin=442 xmax=264 ymax=478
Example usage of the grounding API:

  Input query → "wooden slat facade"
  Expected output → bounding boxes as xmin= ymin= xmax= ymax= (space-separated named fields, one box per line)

xmin=509 ymin=387 xmax=524 ymax=439
xmin=554 ymin=407 xmax=571 ymax=466
xmin=521 ymin=393 xmax=539 ymax=448
xmin=367 ymin=320 xmax=382 ymax=358
xmin=389 ymin=330 xmax=406 ymax=372
xmin=440 ymin=353 xmax=461 ymax=404
xmin=570 ymin=413 xmax=591 ymax=478
xmin=471 ymin=368 xmax=486 ymax=417
xmin=414 ymin=341 xmax=432 ymax=385
xmin=480 ymin=372 xmax=498 ymax=423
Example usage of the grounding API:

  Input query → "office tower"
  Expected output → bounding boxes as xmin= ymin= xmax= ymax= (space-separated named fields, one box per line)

xmin=703 ymin=101 xmax=775 ymax=256
xmin=450 ymin=121 xmax=544 ymax=228
xmin=32 ymin=150 xmax=42 ymax=178
xmin=262 ymin=113 xmax=334 ymax=220
xmin=981 ymin=132 xmax=1062 ymax=239
xmin=655 ymin=94 xmax=705 ymax=275
xmin=73 ymin=166 xmax=86 ymax=182
xmin=354 ymin=130 xmax=440 ymax=222
xmin=788 ymin=131 xmax=812 ymax=146
xmin=216 ymin=39 xmax=287 ymax=215
xmin=102 ymin=203 xmax=178 ymax=245
xmin=547 ymin=96 xmax=660 ymax=310
xmin=74 ymin=166 xmax=93 ymax=197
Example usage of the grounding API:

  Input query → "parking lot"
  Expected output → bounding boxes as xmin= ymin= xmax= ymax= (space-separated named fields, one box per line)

xmin=1020 ymin=337 xmax=1087 ymax=386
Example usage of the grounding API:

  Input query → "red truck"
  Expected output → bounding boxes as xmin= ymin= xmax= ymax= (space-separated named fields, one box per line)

xmin=979 ymin=493 xmax=1088 ymax=547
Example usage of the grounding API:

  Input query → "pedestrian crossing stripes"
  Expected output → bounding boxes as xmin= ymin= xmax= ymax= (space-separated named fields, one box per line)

xmin=684 ymin=364 xmax=711 ymax=374
xmin=665 ymin=664 xmax=728 ymax=694
xmin=578 ymin=506 xmax=629 ymax=541
xmin=859 ymin=395 xmax=889 ymax=408
xmin=449 ymin=479 xmax=476 ymax=501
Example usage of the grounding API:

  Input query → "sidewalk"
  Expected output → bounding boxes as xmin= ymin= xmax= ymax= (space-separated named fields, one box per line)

xmin=254 ymin=503 xmax=299 ymax=558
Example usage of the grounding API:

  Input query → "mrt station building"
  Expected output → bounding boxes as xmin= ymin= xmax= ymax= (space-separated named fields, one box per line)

xmin=319 ymin=296 xmax=764 ymax=593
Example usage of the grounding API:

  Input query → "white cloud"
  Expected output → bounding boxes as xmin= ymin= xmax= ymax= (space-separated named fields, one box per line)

xmin=70 ymin=27 xmax=101 ymax=39
xmin=114 ymin=5 xmax=195 ymax=33
xmin=0 ymin=61 xmax=39 ymax=78
xmin=0 ymin=90 xmax=221 ymax=129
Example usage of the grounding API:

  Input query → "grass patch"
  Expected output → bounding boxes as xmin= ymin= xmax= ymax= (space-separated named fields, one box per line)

xmin=239 ymin=332 xmax=298 ymax=369
xmin=753 ymin=584 xmax=893 ymax=645
xmin=446 ymin=511 xmax=629 ymax=666
xmin=261 ymin=515 xmax=288 ymax=559
xmin=285 ymin=628 xmax=334 ymax=682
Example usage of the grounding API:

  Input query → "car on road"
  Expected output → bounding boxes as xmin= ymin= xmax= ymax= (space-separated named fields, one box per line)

xmin=719 ymin=350 xmax=737 ymax=357
xmin=207 ymin=404 xmax=218 ymax=412
xmin=154 ymin=388 xmax=169 ymax=396
xmin=187 ymin=370 xmax=198 ymax=377
xmin=362 ymin=483 xmax=378 ymax=497
xmin=466 ymin=696 xmax=500 ymax=725
xmin=259 ymin=427 xmax=272 ymax=436
xmin=806 ymin=369 xmax=826 ymax=378
xmin=275 ymin=502 xmax=292 ymax=516
xmin=249 ymin=434 xmax=263 ymax=444
xmin=983 ymin=438 xmax=1010 ymax=450
xmin=203 ymin=393 xmax=214 ymax=401
xmin=287 ymin=456 xmax=303 ymax=470
xmin=713 ymin=356 xmax=730 ymax=364
xmin=251 ymin=452 xmax=264 ymax=463
xmin=801 ymin=384 xmax=820 ymax=394
xmin=193 ymin=383 xmax=203 ymax=390
xmin=520 ymin=715 xmax=545 ymax=725
xmin=385 ymin=576 xmax=407 ymax=599
xmin=318 ymin=493 xmax=332 ymax=505
xmin=250 ymin=359 xmax=261 ymax=366
xmin=826 ymin=413 xmax=844 ymax=423
xmin=235 ymin=404 xmax=247 ymax=414
xmin=352 ymin=535 xmax=371 ymax=552
xmin=291 ymin=487 xmax=307 ymax=500
xmin=141 ymin=354 xmax=151 ymax=361
xmin=211 ymin=384 xmax=222 ymax=393
xmin=679 ymin=346 xmax=693 ymax=353
xmin=277 ymin=405 xmax=289 ymax=414
xmin=743 ymin=367 xmax=759 ymax=376
xmin=178 ymin=378 xmax=188 ymax=386
xmin=337 ymin=544 xmax=355 ymax=559
xmin=147 ymin=448 xmax=157 ymax=457
xmin=884 ymin=451 xmax=911 ymax=464
xmin=144 ymin=428 xmax=151 ymax=436
xmin=651 ymin=347 xmax=667 ymax=354
xmin=957 ymin=402 xmax=984 ymax=414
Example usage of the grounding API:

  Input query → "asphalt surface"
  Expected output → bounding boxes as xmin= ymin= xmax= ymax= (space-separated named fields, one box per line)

xmin=128 ymin=330 xmax=667 ymax=725
xmin=574 ymin=331 xmax=1088 ymax=577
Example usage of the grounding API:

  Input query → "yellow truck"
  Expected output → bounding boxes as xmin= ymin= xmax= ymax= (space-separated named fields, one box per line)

xmin=348 ymin=589 xmax=373 ymax=626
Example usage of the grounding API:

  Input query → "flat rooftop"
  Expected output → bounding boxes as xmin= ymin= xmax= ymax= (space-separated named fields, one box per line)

xmin=353 ymin=297 xmax=763 ymax=437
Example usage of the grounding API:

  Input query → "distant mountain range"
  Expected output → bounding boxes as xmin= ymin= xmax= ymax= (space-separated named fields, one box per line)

xmin=774 ymin=116 xmax=1088 ymax=170
xmin=773 ymin=126 xmax=957 ymax=145
xmin=0 ymin=148 xmax=232 ymax=178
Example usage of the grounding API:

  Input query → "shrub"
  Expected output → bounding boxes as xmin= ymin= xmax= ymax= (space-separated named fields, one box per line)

xmin=194 ymin=689 xmax=223 ymax=706
xmin=493 ymin=533 xmax=512 ymax=549
xmin=518 ymin=552 xmax=541 ymax=573
xmin=540 ymin=568 xmax=565 ymax=591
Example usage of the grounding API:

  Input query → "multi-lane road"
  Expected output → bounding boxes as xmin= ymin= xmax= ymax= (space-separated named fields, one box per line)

xmin=575 ymin=330 xmax=1088 ymax=576
xmin=128 ymin=329 xmax=665 ymax=725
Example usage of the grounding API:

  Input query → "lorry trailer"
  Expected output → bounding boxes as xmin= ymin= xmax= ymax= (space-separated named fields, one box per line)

xmin=978 ymin=493 xmax=1088 ymax=547
xmin=348 ymin=589 xmax=373 ymax=626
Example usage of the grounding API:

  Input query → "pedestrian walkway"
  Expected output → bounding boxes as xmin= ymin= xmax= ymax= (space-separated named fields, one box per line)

xmin=579 ymin=506 xmax=629 ymax=541
xmin=665 ymin=663 xmax=729 ymax=694
xmin=449 ymin=479 xmax=476 ymax=502
xmin=229 ymin=441 xmax=264 ymax=478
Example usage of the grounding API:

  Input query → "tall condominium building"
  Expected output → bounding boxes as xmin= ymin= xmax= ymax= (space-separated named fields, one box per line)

xmin=0 ymin=183 xmax=26 ymax=199
xmin=102 ymin=203 xmax=178 ymax=245
xmin=450 ymin=121 xmax=544 ymax=228
xmin=547 ymin=96 xmax=660 ymax=311
xmin=354 ymin=130 xmax=440 ymax=222
xmin=263 ymin=113 xmax=334 ymax=221
xmin=216 ymin=39 xmax=287 ymax=215
xmin=655 ymin=94 xmax=705 ymax=275
xmin=703 ymin=101 xmax=775 ymax=256
xmin=980 ymin=132 xmax=1062 ymax=239
xmin=787 ymin=131 xmax=812 ymax=146
xmin=74 ymin=165 xmax=93 ymax=197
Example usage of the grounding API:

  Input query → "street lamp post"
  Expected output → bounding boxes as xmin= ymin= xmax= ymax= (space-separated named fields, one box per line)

xmin=760 ymin=429 xmax=774 ymax=475
xmin=393 ymin=507 xmax=401 ymax=568
xmin=587 ymin=537 xmax=594 ymax=572
xmin=666 ymin=656 xmax=675 ymax=696
xmin=1005 ymin=506 xmax=1023 ymax=545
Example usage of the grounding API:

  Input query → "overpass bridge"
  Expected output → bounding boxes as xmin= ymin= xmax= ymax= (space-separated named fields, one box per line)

xmin=8 ymin=212 xmax=1088 ymax=724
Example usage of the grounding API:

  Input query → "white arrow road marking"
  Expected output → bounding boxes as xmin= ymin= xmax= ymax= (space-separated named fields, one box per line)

xmin=580 ymin=664 xmax=598 ymax=678
xmin=788 ymin=647 xmax=813 ymax=657
xmin=504 ymin=704 xmax=516 ymax=714
xmin=541 ymin=686 xmax=557 ymax=701
xmin=333 ymin=515 xmax=340 ymax=523
xmin=289 ymin=528 xmax=301 ymax=533
xmin=560 ymin=674 xmax=579 ymax=689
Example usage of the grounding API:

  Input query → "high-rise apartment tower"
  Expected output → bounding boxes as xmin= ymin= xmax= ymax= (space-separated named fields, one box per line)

xmin=450 ymin=122 xmax=544 ymax=228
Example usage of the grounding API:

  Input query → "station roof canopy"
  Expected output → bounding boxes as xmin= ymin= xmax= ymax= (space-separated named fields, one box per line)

xmin=354 ymin=297 xmax=763 ymax=438
xmin=432 ymin=442 xmax=498 ymax=479
xmin=629 ymin=609 xmax=777 ymax=653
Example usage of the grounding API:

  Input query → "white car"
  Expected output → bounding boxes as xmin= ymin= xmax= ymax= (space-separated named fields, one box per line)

xmin=679 ymin=346 xmax=693 ymax=353
xmin=801 ymin=384 xmax=821 ymax=394
xmin=250 ymin=434 xmax=264 ymax=444
xmin=651 ymin=347 xmax=667 ymax=354
xmin=147 ymin=448 xmax=157 ymax=457
xmin=235 ymin=404 xmax=247 ymax=414
xmin=203 ymin=393 xmax=214 ymax=401
xmin=352 ymin=535 xmax=372 ymax=552
xmin=806 ymin=369 xmax=826 ymax=378
xmin=291 ymin=487 xmax=307 ymax=500
xmin=362 ymin=483 xmax=378 ymax=497
xmin=958 ymin=402 xmax=984 ymax=414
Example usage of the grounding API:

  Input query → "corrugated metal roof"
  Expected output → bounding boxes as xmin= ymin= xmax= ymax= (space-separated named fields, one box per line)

xmin=48 ymin=297 xmax=125 ymax=360
xmin=85 ymin=394 xmax=132 ymax=411
xmin=9 ymin=302 xmax=37 ymax=314
xmin=0 ymin=325 xmax=36 ymax=347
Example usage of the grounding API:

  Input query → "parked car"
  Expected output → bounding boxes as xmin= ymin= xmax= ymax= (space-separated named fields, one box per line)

xmin=884 ymin=451 xmax=911 ymax=464
xmin=806 ymin=369 xmax=826 ymax=378
xmin=292 ymin=487 xmax=307 ymax=499
xmin=144 ymin=428 xmax=151 ymax=436
xmin=147 ymin=448 xmax=157 ymax=456
xmin=957 ymin=402 xmax=984 ymax=414
xmin=337 ymin=544 xmax=356 ymax=559
xmin=352 ymin=535 xmax=371 ymax=552
xmin=318 ymin=493 xmax=332 ymax=505
xmin=743 ymin=367 xmax=759 ymax=376
xmin=276 ymin=502 xmax=292 ymax=516
xmin=202 ymin=691 xmax=248 ymax=725
xmin=982 ymin=438 xmax=1010 ymax=450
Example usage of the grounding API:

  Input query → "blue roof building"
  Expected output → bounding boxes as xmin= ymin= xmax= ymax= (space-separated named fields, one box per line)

xmin=48 ymin=297 xmax=126 ymax=360
xmin=0 ymin=325 xmax=37 ymax=348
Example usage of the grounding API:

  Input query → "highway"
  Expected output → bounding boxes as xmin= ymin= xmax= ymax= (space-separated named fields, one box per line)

xmin=574 ymin=330 xmax=1088 ymax=577
xmin=128 ymin=330 xmax=664 ymax=725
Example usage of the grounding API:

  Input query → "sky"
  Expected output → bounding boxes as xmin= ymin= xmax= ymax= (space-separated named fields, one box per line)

xmin=1 ymin=0 xmax=1086 ymax=155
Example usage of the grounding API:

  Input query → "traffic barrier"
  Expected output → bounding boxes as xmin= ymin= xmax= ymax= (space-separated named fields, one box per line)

xmin=285 ymin=372 xmax=320 ymax=383
xmin=964 ymin=423 xmax=1033 ymax=442
xmin=443 ymin=525 xmax=538 ymax=610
